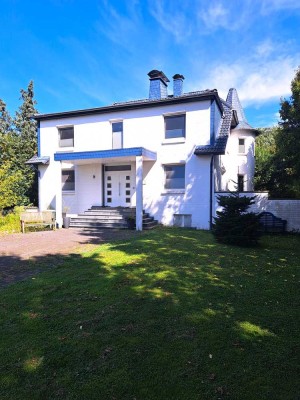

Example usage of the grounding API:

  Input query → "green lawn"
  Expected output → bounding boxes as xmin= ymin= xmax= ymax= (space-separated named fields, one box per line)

xmin=0 ymin=228 xmax=299 ymax=399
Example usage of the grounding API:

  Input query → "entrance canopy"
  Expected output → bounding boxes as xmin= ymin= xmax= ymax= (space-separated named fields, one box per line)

xmin=54 ymin=147 xmax=157 ymax=164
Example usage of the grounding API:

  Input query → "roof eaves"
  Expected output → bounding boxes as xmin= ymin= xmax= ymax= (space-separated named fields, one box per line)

xmin=34 ymin=90 xmax=223 ymax=121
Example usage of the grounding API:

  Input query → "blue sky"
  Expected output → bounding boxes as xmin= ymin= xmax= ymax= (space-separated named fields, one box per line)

xmin=1 ymin=0 xmax=299 ymax=127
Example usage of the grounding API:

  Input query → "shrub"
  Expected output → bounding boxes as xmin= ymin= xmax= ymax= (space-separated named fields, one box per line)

xmin=0 ymin=206 xmax=24 ymax=234
xmin=212 ymin=194 xmax=261 ymax=246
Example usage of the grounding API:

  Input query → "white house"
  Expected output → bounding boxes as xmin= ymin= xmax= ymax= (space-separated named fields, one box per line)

xmin=27 ymin=70 xmax=257 ymax=230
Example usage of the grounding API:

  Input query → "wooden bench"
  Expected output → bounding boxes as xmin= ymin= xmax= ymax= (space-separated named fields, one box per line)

xmin=20 ymin=211 xmax=56 ymax=233
xmin=258 ymin=212 xmax=287 ymax=233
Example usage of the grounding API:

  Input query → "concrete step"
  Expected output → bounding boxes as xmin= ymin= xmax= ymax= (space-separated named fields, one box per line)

xmin=69 ymin=221 xmax=128 ymax=229
xmin=69 ymin=206 xmax=158 ymax=230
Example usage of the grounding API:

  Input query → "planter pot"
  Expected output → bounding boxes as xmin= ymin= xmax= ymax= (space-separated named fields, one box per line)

xmin=62 ymin=217 xmax=71 ymax=229
xmin=127 ymin=218 xmax=136 ymax=230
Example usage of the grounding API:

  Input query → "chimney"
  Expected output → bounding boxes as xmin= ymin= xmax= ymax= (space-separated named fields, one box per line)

xmin=148 ymin=70 xmax=170 ymax=100
xmin=173 ymin=74 xmax=184 ymax=97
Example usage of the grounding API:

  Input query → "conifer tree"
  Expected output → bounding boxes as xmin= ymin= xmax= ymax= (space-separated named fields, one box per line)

xmin=13 ymin=81 xmax=38 ymax=204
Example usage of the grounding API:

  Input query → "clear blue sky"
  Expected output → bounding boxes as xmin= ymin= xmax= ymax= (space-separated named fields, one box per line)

xmin=1 ymin=0 xmax=299 ymax=127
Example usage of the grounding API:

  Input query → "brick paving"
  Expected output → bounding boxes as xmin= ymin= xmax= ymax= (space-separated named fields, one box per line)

xmin=0 ymin=228 xmax=139 ymax=288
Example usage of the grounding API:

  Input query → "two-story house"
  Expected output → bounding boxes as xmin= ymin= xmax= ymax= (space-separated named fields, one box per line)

xmin=27 ymin=70 xmax=257 ymax=230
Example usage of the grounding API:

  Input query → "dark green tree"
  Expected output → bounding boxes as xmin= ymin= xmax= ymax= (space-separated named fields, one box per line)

xmin=13 ymin=81 xmax=38 ymax=204
xmin=212 ymin=193 xmax=261 ymax=246
xmin=0 ymin=82 xmax=38 ymax=210
xmin=254 ymin=127 xmax=283 ymax=196
xmin=276 ymin=66 xmax=300 ymax=197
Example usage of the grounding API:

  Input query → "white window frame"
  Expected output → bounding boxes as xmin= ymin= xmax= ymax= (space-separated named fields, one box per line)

xmin=58 ymin=126 xmax=74 ymax=148
xmin=62 ymin=169 xmax=75 ymax=192
xmin=164 ymin=114 xmax=186 ymax=140
xmin=111 ymin=120 xmax=123 ymax=149
xmin=163 ymin=164 xmax=186 ymax=191
xmin=238 ymin=137 xmax=246 ymax=154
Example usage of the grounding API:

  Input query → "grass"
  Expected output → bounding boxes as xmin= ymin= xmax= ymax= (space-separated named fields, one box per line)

xmin=0 ymin=228 xmax=299 ymax=399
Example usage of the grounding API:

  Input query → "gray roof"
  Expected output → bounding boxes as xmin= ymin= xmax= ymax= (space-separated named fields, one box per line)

xmin=34 ymin=89 xmax=223 ymax=121
xmin=112 ymin=89 xmax=216 ymax=106
xmin=194 ymin=102 xmax=233 ymax=155
xmin=226 ymin=88 xmax=256 ymax=132
xmin=25 ymin=155 xmax=50 ymax=165
xmin=194 ymin=87 xmax=257 ymax=156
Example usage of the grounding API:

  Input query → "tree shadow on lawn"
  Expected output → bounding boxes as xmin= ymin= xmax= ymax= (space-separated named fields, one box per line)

xmin=0 ymin=229 xmax=299 ymax=400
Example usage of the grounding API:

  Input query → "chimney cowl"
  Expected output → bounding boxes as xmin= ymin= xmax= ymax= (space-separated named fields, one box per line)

xmin=148 ymin=70 xmax=170 ymax=83
xmin=172 ymin=74 xmax=185 ymax=80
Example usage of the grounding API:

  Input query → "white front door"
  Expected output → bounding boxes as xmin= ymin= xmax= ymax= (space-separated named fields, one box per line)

xmin=105 ymin=166 xmax=132 ymax=207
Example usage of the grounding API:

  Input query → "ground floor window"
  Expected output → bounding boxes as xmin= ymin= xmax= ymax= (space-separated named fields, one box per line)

xmin=62 ymin=170 xmax=75 ymax=191
xmin=237 ymin=174 xmax=244 ymax=192
xmin=164 ymin=164 xmax=185 ymax=189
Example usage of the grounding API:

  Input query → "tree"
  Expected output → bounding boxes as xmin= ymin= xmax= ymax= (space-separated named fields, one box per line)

xmin=212 ymin=193 xmax=261 ymax=246
xmin=0 ymin=82 xmax=38 ymax=210
xmin=13 ymin=81 xmax=38 ymax=205
xmin=276 ymin=67 xmax=300 ymax=197
xmin=0 ymin=161 xmax=27 ymax=209
xmin=254 ymin=127 xmax=285 ymax=197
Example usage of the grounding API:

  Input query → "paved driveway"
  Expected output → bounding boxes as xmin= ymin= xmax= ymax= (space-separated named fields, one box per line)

xmin=0 ymin=228 xmax=139 ymax=288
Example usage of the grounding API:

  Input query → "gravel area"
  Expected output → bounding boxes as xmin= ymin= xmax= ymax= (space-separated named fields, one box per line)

xmin=0 ymin=228 xmax=140 ymax=288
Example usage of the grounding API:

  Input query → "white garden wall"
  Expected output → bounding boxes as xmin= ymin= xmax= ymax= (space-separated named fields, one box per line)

xmin=214 ymin=192 xmax=300 ymax=232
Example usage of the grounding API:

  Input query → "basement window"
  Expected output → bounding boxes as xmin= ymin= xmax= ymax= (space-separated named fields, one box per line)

xmin=173 ymin=214 xmax=192 ymax=228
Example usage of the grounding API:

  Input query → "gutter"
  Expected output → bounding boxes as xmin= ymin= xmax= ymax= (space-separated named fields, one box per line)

xmin=33 ymin=91 xmax=224 ymax=122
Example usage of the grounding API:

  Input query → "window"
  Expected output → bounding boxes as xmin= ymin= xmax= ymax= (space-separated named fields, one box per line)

xmin=237 ymin=174 xmax=244 ymax=192
xmin=164 ymin=165 xmax=185 ymax=189
xmin=165 ymin=115 xmax=185 ymax=139
xmin=62 ymin=170 xmax=75 ymax=191
xmin=174 ymin=214 xmax=192 ymax=228
xmin=112 ymin=122 xmax=123 ymax=149
xmin=59 ymin=127 xmax=74 ymax=147
xmin=238 ymin=138 xmax=245 ymax=154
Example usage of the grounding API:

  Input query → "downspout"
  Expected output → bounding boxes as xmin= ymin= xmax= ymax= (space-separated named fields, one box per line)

xmin=209 ymin=155 xmax=214 ymax=230
xmin=102 ymin=165 xmax=105 ymax=206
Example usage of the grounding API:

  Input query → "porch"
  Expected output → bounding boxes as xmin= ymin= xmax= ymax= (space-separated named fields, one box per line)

xmin=53 ymin=147 xmax=157 ymax=230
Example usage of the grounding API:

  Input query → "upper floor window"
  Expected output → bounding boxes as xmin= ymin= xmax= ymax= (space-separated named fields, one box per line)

xmin=59 ymin=127 xmax=74 ymax=147
xmin=164 ymin=164 xmax=185 ymax=189
xmin=238 ymin=138 xmax=245 ymax=154
xmin=165 ymin=115 xmax=185 ymax=139
xmin=112 ymin=122 xmax=123 ymax=149
xmin=62 ymin=170 xmax=75 ymax=191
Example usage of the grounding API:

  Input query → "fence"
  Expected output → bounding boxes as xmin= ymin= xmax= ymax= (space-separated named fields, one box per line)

xmin=214 ymin=192 xmax=300 ymax=232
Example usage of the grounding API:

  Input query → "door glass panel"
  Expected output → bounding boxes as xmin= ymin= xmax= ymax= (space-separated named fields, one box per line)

xmin=126 ymin=176 xmax=130 ymax=180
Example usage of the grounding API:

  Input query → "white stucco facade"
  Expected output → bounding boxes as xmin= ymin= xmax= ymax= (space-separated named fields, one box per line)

xmin=32 ymin=72 xmax=256 ymax=230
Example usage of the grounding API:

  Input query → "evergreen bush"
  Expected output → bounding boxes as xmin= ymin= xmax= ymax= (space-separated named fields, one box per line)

xmin=212 ymin=194 xmax=261 ymax=246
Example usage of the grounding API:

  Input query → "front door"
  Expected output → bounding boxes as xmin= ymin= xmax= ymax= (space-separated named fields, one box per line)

xmin=104 ymin=165 xmax=132 ymax=207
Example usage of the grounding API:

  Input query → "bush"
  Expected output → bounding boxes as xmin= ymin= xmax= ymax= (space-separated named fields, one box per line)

xmin=212 ymin=194 xmax=261 ymax=246
xmin=0 ymin=206 xmax=24 ymax=234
